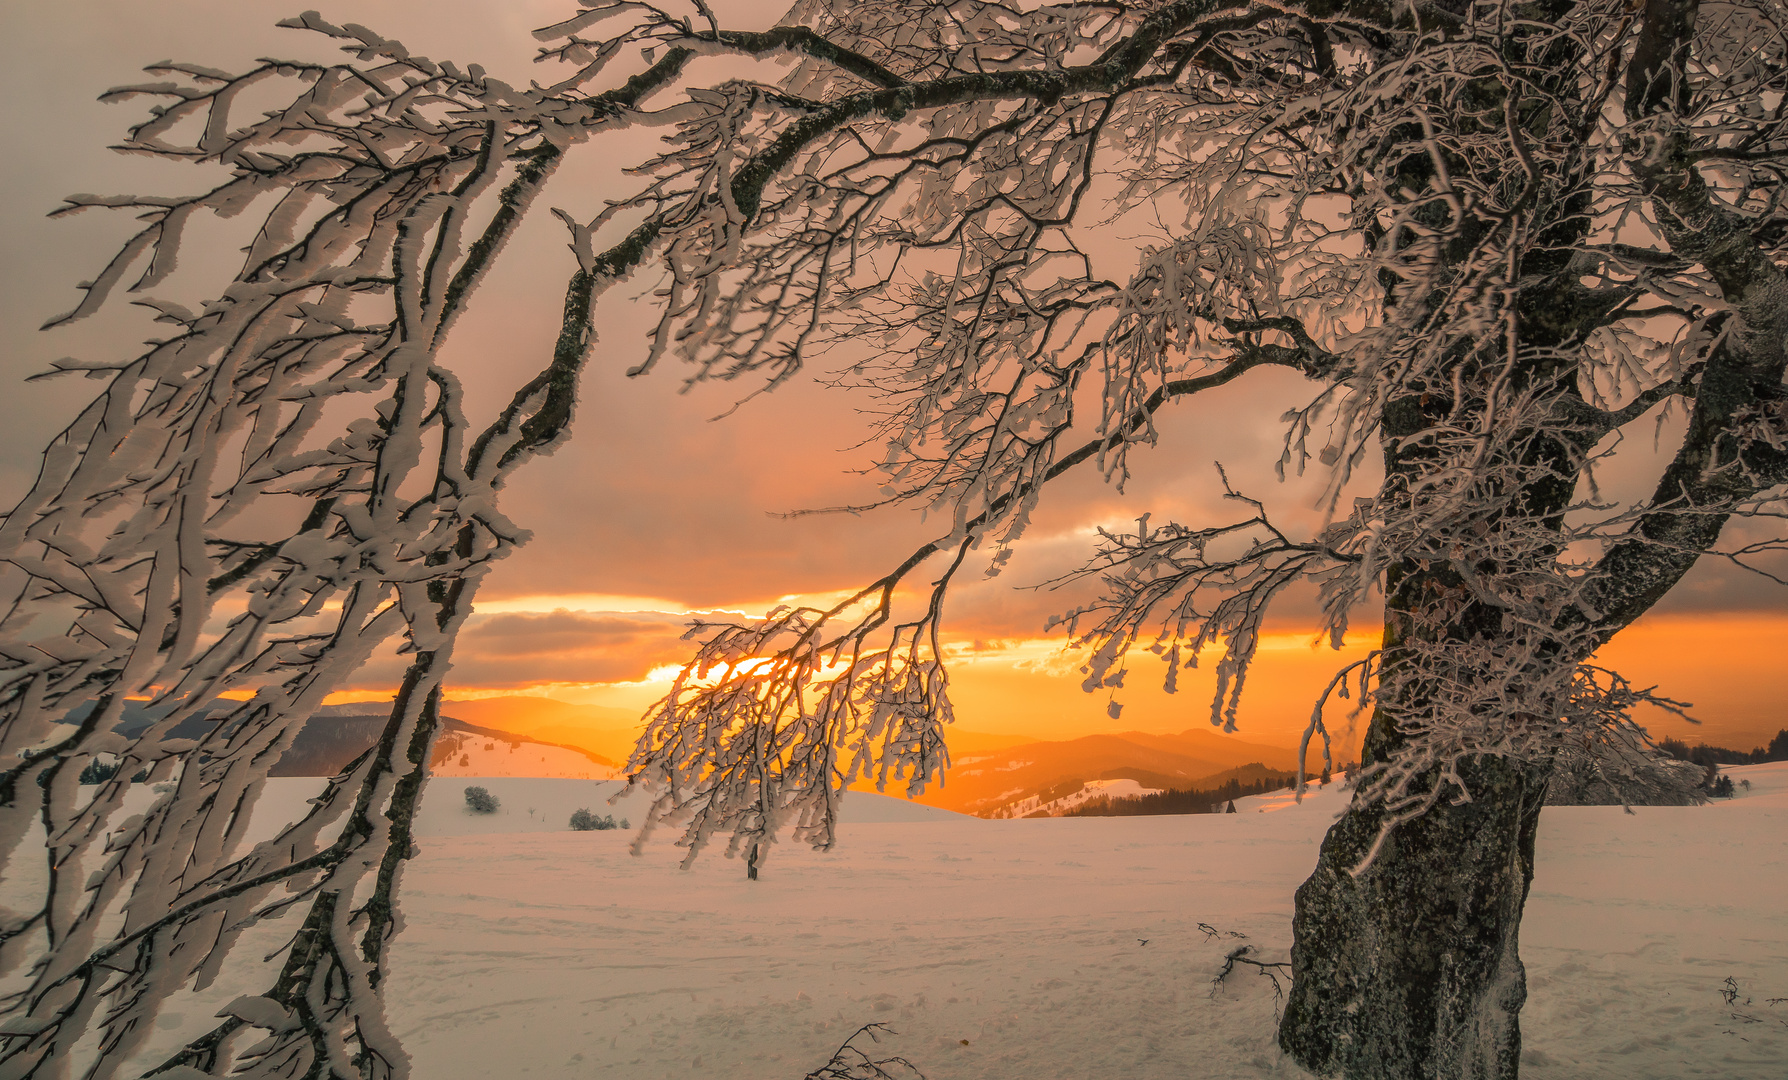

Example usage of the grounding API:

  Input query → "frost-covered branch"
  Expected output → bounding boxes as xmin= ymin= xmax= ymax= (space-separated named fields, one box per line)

xmin=0 ymin=8 xmax=736 ymax=1076
xmin=1045 ymin=469 xmax=1361 ymax=732
xmin=625 ymin=0 xmax=1788 ymax=889
xmin=9 ymin=0 xmax=1787 ymax=1073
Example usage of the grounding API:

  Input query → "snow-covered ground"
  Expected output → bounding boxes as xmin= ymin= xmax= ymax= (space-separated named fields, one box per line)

xmin=150 ymin=765 xmax=1788 ymax=1078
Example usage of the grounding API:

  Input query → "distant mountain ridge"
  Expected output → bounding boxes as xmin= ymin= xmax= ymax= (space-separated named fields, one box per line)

xmin=273 ymin=714 xmax=615 ymax=778
xmin=85 ymin=699 xmax=1307 ymax=799
xmin=438 ymin=695 xmax=1047 ymax=764
xmin=440 ymin=696 xmax=646 ymax=762
xmin=1008 ymin=762 xmax=1299 ymax=819
xmin=94 ymin=702 xmax=614 ymax=779
xmin=913 ymin=728 xmax=1307 ymax=817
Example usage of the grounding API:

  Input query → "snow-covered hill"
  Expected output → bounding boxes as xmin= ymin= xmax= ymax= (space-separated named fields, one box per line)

xmin=921 ymin=728 xmax=1303 ymax=816
xmin=99 ymin=703 xmax=620 ymax=779
xmin=110 ymin=763 xmax=1786 ymax=1080
xmin=1005 ymin=776 xmax=1165 ymax=818
xmin=428 ymin=726 xmax=616 ymax=779
xmin=263 ymin=713 xmax=617 ymax=779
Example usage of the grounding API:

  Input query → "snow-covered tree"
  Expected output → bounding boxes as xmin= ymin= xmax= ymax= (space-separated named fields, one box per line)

xmin=0 ymin=11 xmax=701 ymax=1077
xmin=1 ymin=3 xmax=1783 ymax=1080
xmin=599 ymin=2 xmax=1787 ymax=1076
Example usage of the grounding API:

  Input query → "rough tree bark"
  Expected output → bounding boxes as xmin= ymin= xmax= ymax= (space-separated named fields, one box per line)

xmin=1281 ymin=2 xmax=1788 ymax=1074
xmin=1283 ymin=737 xmax=1548 ymax=1079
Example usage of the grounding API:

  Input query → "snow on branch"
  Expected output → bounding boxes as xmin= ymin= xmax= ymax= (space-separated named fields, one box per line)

xmin=0 ymin=7 xmax=728 ymax=1076
xmin=624 ymin=0 xmax=1788 ymax=880
xmin=11 ymin=0 xmax=1785 ymax=1070
xmin=624 ymin=541 xmax=969 ymax=874
xmin=1044 ymin=468 xmax=1362 ymax=733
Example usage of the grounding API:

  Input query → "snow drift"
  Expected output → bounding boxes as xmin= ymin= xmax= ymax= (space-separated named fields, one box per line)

xmin=105 ymin=764 xmax=1786 ymax=1079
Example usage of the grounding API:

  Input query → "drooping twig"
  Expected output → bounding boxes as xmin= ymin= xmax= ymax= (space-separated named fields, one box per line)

xmin=803 ymin=1023 xmax=926 ymax=1080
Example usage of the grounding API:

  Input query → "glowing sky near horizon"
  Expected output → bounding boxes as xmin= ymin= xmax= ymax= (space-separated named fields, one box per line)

xmin=3 ymin=1 xmax=1785 ymax=752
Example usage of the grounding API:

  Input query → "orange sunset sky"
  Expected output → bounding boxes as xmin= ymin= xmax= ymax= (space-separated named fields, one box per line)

xmin=3 ymin=1 xmax=1784 ymax=760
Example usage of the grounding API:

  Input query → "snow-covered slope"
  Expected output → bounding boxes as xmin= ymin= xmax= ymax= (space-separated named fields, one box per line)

xmin=428 ymin=729 xmax=616 ymax=779
xmin=266 ymin=713 xmax=617 ymax=779
xmin=117 ymin=764 xmax=1786 ymax=1080
xmin=1237 ymin=774 xmax=1353 ymax=812
xmin=1728 ymin=758 xmax=1788 ymax=802
xmin=1010 ymin=776 xmax=1165 ymax=818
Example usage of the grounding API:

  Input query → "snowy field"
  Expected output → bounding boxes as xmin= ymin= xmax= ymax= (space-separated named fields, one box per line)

xmin=145 ymin=764 xmax=1788 ymax=1079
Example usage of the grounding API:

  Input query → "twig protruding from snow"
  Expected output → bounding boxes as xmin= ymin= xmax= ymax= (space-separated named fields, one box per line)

xmin=803 ymin=1022 xmax=925 ymax=1080
xmin=1212 ymin=944 xmax=1292 ymax=1019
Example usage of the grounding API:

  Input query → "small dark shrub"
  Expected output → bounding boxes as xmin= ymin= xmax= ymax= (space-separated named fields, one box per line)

xmin=464 ymin=786 xmax=499 ymax=814
xmin=78 ymin=758 xmax=120 ymax=785
xmin=1707 ymin=774 xmax=1735 ymax=798
xmin=569 ymin=808 xmax=622 ymax=831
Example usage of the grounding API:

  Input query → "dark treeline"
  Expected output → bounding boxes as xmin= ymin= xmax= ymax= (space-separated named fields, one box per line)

xmin=1658 ymin=728 xmax=1788 ymax=768
xmin=1062 ymin=773 xmax=1298 ymax=818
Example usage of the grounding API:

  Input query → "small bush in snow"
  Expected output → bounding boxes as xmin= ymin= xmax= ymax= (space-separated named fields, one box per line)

xmin=569 ymin=809 xmax=623 ymax=831
xmin=464 ymin=786 xmax=499 ymax=814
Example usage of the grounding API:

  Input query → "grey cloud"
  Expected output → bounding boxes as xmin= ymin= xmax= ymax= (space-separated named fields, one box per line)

xmin=337 ymin=609 xmax=700 ymax=692
xmin=460 ymin=610 xmax=691 ymax=657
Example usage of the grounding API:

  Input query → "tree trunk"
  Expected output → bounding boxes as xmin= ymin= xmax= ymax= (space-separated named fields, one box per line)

xmin=1279 ymin=710 xmax=1552 ymax=1079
